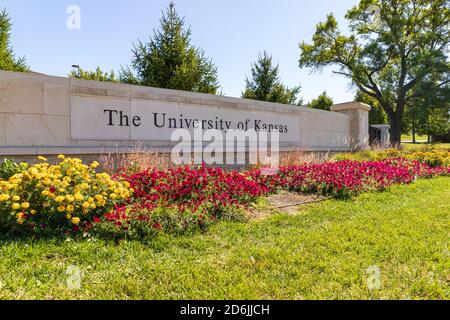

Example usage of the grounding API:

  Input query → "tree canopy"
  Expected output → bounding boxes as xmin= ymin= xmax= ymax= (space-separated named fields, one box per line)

xmin=355 ymin=90 xmax=387 ymax=125
xmin=0 ymin=9 xmax=28 ymax=72
xmin=120 ymin=2 xmax=220 ymax=94
xmin=69 ymin=67 xmax=119 ymax=82
xmin=242 ymin=51 xmax=303 ymax=105
xmin=299 ymin=0 xmax=450 ymax=146
xmin=308 ymin=91 xmax=334 ymax=111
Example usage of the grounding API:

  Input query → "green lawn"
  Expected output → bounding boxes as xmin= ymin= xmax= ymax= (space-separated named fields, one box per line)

xmin=0 ymin=177 xmax=449 ymax=300
xmin=401 ymin=134 xmax=428 ymax=142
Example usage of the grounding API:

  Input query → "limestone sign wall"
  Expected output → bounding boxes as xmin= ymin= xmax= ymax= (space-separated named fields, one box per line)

xmin=0 ymin=70 xmax=370 ymax=157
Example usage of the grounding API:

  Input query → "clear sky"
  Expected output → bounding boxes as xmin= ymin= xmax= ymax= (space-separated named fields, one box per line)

xmin=1 ymin=0 xmax=359 ymax=103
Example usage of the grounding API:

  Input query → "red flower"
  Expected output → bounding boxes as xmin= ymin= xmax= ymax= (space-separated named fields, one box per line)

xmin=153 ymin=223 xmax=162 ymax=230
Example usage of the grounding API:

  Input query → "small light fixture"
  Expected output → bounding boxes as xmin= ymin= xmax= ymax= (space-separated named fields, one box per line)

xmin=72 ymin=65 xmax=81 ymax=77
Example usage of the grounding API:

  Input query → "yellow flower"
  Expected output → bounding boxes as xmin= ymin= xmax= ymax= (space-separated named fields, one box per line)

xmin=55 ymin=196 xmax=64 ymax=203
xmin=0 ymin=194 xmax=10 ymax=201
xmin=41 ymin=190 xmax=50 ymax=196
xmin=71 ymin=217 xmax=80 ymax=225
xmin=74 ymin=193 xmax=84 ymax=201
xmin=109 ymin=193 xmax=117 ymax=200
xmin=16 ymin=212 xmax=24 ymax=219
xmin=21 ymin=202 xmax=30 ymax=209
xmin=90 ymin=161 xmax=100 ymax=169
xmin=57 ymin=205 xmax=66 ymax=212
xmin=65 ymin=195 xmax=75 ymax=202
xmin=11 ymin=203 xmax=21 ymax=210
xmin=66 ymin=204 xmax=75 ymax=212
xmin=57 ymin=154 xmax=65 ymax=160
xmin=12 ymin=195 xmax=20 ymax=201
xmin=38 ymin=156 xmax=48 ymax=161
xmin=31 ymin=210 xmax=37 ymax=215
xmin=82 ymin=202 xmax=90 ymax=209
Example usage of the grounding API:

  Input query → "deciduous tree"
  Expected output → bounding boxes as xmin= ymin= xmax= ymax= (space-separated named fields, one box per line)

xmin=299 ymin=0 xmax=450 ymax=147
xmin=69 ymin=67 xmax=118 ymax=82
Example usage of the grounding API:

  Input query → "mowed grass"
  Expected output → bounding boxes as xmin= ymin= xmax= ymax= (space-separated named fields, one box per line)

xmin=0 ymin=177 xmax=449 ymax=300
xmin=402 ymin=142 xmax=450 ymax=151
xmin=401 ymin=134 xmax=428 ymax=142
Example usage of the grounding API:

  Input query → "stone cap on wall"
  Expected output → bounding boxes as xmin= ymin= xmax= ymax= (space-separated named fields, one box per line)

xmin=330 ymin=102 xmax=371 ymax=112
xmin=370 ymin=124 xmax=390 ymax=129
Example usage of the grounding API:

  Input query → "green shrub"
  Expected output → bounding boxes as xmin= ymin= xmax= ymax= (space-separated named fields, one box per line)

xmin=0 ymin=159 xmax=28 ymax=180
xmin=334 ymin=146 xmax=449 ymax=167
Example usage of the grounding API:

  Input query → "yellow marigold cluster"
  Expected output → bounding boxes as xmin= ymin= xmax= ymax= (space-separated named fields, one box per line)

xmin=0 ymin=155 xmax=133 ymax=228
xmin=375 ymin=148 xmax=449 ymax=168
xmin=405 ymin=150 xmax=450 ymax=168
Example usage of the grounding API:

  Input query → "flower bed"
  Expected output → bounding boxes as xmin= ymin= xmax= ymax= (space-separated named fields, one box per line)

xmin=333 ymin=146 xmax=450 ymax=168
xmin=100 ymin=158 xmax=448 ymax=238
xmin=0 ymin=155 xmax=448 ymax=239
xmin=0 ymin=156 xmax=132 ymax=235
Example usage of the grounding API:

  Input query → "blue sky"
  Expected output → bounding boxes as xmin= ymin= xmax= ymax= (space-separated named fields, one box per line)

xmin=1 ymin=0 xmax=359 ymax=103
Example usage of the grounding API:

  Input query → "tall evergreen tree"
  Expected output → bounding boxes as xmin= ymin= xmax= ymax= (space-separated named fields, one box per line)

xmin=120 ymin=2 xmax=220 ymax=94
xmin=242 ymin=51 xmax=303 ymax=105
xmin=308 ymin=91 xmax=333 ymax=111
xmin=0 ymin=9 xmax=28 ymax=72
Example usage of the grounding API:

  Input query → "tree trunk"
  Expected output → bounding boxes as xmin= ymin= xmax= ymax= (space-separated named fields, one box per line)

xmin=389 ymin=115 xmax=402 ymax=148
xmin=412 ymin=124 xmax=416 ymax=143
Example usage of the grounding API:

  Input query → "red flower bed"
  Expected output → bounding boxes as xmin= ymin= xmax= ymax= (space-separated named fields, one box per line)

xmin=102 ymin=158 xmax=448 ymax=233
xmin=122 ymin=165 xmax=269 ymax=211
xmin=250 ymin=158 xmax=448 ymax=198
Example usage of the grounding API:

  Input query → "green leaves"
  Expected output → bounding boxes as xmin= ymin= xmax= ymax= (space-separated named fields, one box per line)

xmin=0 ymin=9 xmax=29 ymax=72
xmin=121 ymin=3 xmax=220 ymax=94
xmin=243 ymin=51 xmax=303 ymax=105
xmin=69 ymin=67 xmax=119 ymax=82
xmin=308 ymin=91 xmax=334 ymax=111
xmin=299 ymin=0 xmax=450 ymax=145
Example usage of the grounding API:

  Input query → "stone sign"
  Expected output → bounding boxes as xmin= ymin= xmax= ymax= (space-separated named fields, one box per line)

xmin=0 ymin=70 xmax=371 ymax=160
xmin=71 ymin=95 xmax=299 ymax=142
